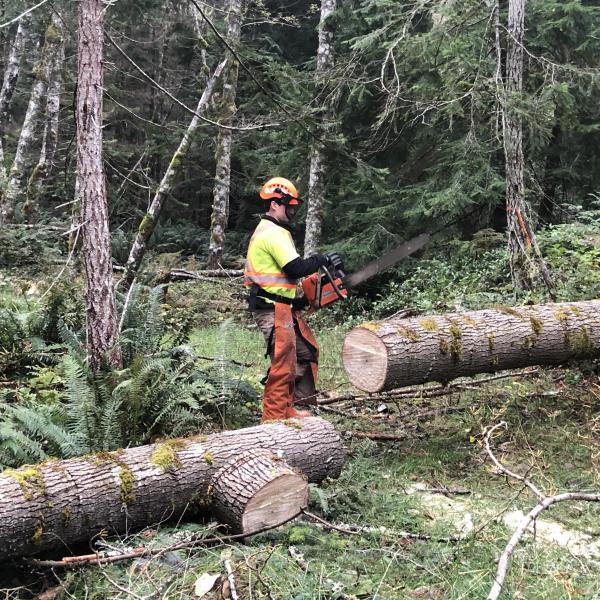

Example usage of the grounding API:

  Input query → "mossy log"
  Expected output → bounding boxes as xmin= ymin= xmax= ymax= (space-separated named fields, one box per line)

xmin=0 ymin=418 xmax=343 ymax=560
xmin=343 ymin=300 xmax=600 ymax=392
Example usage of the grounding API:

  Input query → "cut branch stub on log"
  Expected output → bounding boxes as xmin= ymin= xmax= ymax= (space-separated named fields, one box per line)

xmin=343 ymin=300 xmax=600 ymax=392
xmin=210 ymin=448 xmax=308 ymax=534
xmin=0 ymin=417 xmax=343 ymax=560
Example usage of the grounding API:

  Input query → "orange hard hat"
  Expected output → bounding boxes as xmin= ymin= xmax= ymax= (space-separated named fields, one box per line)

xmin=259 ymin=177 xmax=300 ymax=205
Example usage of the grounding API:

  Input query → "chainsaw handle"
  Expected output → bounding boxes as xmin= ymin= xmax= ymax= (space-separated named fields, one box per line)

xmin=321 ymin=265 xmax=347 ymax=301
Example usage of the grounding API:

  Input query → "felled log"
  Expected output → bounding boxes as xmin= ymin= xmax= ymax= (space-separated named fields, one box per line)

xmin=0 ymin=418 xmax=343 ymax=560
xmin=343 ymin=300 xmax=600 ymax=392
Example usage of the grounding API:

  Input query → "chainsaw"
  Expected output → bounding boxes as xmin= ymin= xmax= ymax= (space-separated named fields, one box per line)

xmin=301 ymin=233 xmax=431 ymax=311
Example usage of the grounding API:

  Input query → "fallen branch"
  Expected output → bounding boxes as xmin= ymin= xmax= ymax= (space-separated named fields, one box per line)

xmin=169 ymin=268 xmax=243 ymax=280
xmin=484 ymin=421 xmax=600 ymax=600
xmin=302 ymin=510 xmax=463 ymax=543
xmin=29 ymin=511 xmax=301 ymax=569
xmin=317 ymin=369 xmax=539 ymax=406
xmin=344 ymin=430 xmax=425 ymax=442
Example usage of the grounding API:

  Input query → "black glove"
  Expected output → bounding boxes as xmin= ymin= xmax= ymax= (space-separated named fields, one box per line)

xmin=325 ymin=251 xmax=344 ymax=271
xmin=292 ymin=295 xmax=310 ymax=311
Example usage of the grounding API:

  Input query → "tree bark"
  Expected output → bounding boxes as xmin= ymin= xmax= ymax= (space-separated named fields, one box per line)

xmin=343 ymin=300 xmax=600 ymax=392
xmin=77 ymin=0 xmax=122 ymax=370
xmin=502 ymin=0 xmax=553 ymax=293
xmin=0 ymin=417 xmax=343 ymax=560
xmin=304 ymin=0 xmax=337 ymax=257
xmin=25 ymin=12 xmax=65 ymax=218
xmin=123 ymin=59 xmax=227 ymax=286
xmin=0 ymin=19 xmax=60 ymax=224
xmin=206 ymin=0 xmax=245 ymax=269
xmin=0 ymin=18 xmax=30 ymax=125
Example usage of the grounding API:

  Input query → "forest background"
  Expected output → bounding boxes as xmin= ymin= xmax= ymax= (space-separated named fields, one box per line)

xmin=1 ymin=0 xmax=600 ymax=598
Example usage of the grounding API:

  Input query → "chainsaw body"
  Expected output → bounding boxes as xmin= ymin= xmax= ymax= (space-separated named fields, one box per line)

xmin=301 ymin=266 xmax=348 ymax=311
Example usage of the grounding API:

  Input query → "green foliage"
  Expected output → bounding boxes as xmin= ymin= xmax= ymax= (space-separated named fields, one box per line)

xmin=0 ymin=284 xmax=259 ymax=468
xmin=0 ymin=227 xmax=63 ymax=270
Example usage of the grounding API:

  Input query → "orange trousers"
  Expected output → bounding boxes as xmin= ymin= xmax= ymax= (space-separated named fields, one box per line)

xmin=256 ymin=303 xmax=319 ymax=421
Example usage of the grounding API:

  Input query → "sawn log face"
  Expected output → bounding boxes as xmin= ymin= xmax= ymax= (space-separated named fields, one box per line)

xmin=0 ymin=417 xmax=343 ymax=560
xmin=343 ymin=300 xmax=600 ymax=392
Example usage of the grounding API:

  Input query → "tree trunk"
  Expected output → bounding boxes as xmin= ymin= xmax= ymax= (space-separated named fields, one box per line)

xmin=0 ymin=18 xmax=30 ymax=185
xmin=0 ymin=417 xmax=343 ymax=560
xmin=502 ymin=0 xmax=552 ymax=293
xmin=343 ymin=300 xmax=600 ymax=392
xmin=77 ymin=0 xmax=121 ymax=370
xmin=304 ymin=0 xmax=337 ymax=257
xmin=25 ymin=12 xmax=65 ymax=218
xmin=0 ymin=19 xmax=60 ymax=224
xmin=0 ymin=18 xmax=30 ymax=124
xmin=123 ymin=59 xmax=227 ymax=285
xmin=206 ymin=0 xmax=245 ymax=269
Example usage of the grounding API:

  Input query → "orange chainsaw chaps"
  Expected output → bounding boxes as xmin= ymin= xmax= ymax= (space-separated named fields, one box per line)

xmin=295 ymin=311 xmax=319 ymax=392
xmin=261 ymin=304 xmax=320 ymax=422
xmin=261 ymin=303 xmax=297 ymax=422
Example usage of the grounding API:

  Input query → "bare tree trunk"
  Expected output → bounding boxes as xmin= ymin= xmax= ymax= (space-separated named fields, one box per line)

xmin=0 ymin=18 xmax=30 ymax=125
xmin=77 ymin=0 xmax=121 ymax=370
xmin=206 ymin=0 xmax=245 ymax=269
xmin=304 ymin=0 xmax=337 ymax=257
xmin=123 ymin=59 xmax=226 ymax=285
xmin=343 ymin=300 xmax=600 ymax=392
xmin=0 ymin=18 xmax=30 ymax=185
xmin=502 ymin=0 xmax=553 ymax=293
xmin=25 ymin=13 xmax=65 ymax=218
xmin=0 ymin=20 xmax=61 ymax=223
xmin=0 ymin=418 xmax=343 ymax=560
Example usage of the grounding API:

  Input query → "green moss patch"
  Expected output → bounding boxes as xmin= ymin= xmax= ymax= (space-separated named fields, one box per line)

xmin=5 ymin=466 xmax=45 ymax=500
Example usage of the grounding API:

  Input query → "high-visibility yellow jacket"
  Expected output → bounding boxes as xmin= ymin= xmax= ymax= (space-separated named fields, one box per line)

xmin=244 ymin=217 xmax=299 ymax=302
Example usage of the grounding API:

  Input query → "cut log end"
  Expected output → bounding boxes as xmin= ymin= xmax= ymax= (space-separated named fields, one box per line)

xmin=342 ymin=327 xmax=388 ymax=393
xmin=210 ymin=448 xmax=308 ymax=534
xmin=242 ymin=473 xmax=308 ymax=533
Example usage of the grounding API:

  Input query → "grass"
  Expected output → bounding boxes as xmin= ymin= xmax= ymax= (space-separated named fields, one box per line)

xmin=25 ymin=320 xmax=598 ymax=600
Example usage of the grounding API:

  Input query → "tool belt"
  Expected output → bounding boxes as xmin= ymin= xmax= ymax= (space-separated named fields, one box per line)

xmin=248 ymin=284 xmax=294 ymax=311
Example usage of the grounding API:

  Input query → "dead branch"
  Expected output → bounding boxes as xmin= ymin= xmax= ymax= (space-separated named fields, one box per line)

xmin=29 ymin=512 xmax=301 ymax=569
xmin=302 ymin=510 xmax=464 ymax=543
xmin=317 ymin=369 xmax=539 ymax=406
xmin=484 ymin=421 xmax=600 ymax=600
xmin=169 ymin=268 xmax=243 ymax=280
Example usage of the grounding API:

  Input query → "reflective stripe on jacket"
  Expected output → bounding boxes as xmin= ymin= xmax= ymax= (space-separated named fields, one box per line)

xmin=244 ymin=218 xmax=299 ymax=301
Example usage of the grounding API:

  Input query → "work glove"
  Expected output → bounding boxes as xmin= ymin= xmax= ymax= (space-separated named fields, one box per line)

xmin=325 ymin=251 xmax=344 ymax=271
xmin=292 ymin=295 xmax=310 ymax=311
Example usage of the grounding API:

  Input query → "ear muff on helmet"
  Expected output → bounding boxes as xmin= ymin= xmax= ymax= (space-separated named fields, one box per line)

xmin=260 ymin=177 xmax=301 ymax=205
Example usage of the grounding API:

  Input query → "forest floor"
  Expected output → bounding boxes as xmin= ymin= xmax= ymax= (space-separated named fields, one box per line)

xmin=8 ymin=305 xmax=599 ymax=599
xmin=1 ymin=232 xmax=600 ymax=598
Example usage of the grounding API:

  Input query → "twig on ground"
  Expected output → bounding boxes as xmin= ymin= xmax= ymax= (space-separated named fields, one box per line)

xmin=29 ymin=512 xmax=301 ymax=569
xmin=345 ymin=430 xmax=424 ymax=442
xmin=317 ymin=369 xmax=539 ymax=406
xmin=484 ymin=421 xmax=600 ymax=600
xmin=484 ymin=421 xmax=545 ymax=500
xmin=224 ymin=559 xmax=239 ymax=600
xmin=169 ymin=268 xmax=243 ymax=280
xmin=302 ymin=510 xmax=464 ymax=543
